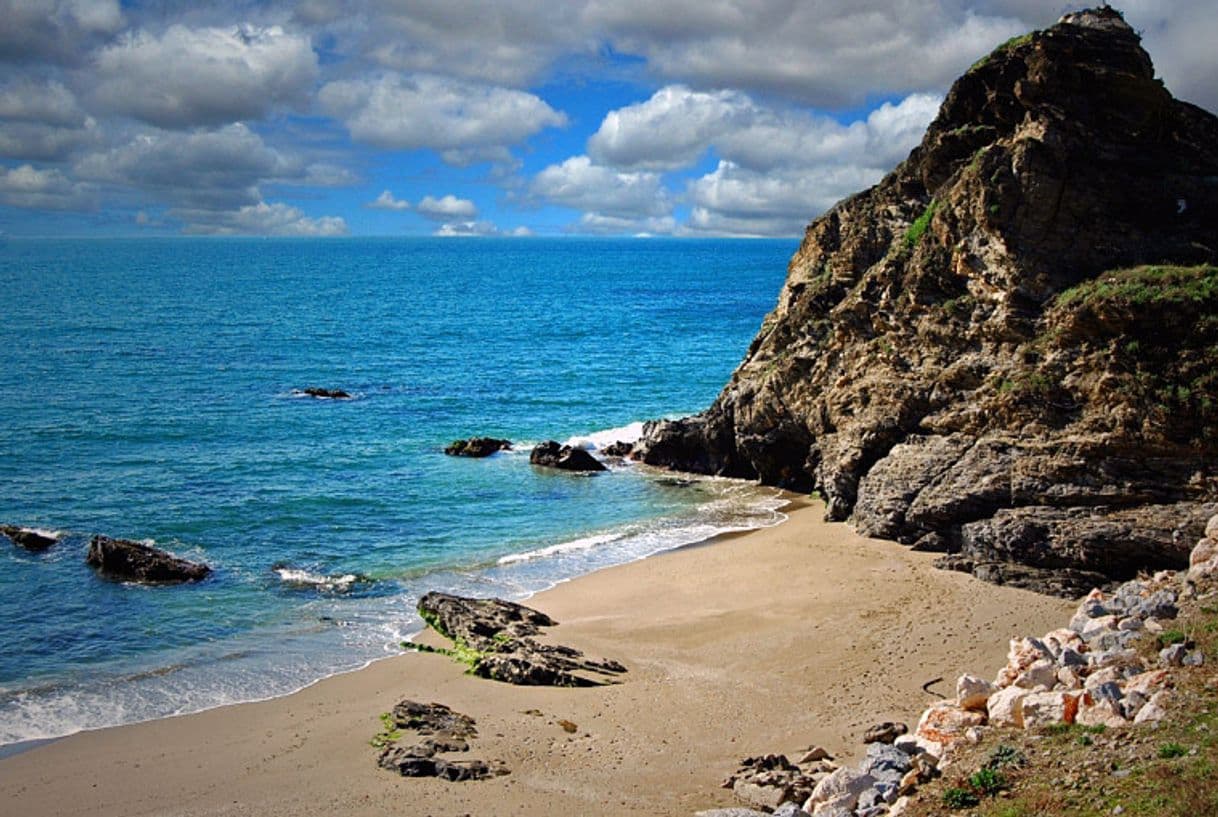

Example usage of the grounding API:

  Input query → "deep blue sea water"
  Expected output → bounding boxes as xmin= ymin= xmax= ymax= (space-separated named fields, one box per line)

xmin=0 ymin=237 xmax=795 ymax=746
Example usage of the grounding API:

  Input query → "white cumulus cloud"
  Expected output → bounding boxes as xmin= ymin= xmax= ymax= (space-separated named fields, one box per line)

xmin=367 ymin=189 xmax=410 ymax=210
xmin=178 ymin=201 xmax=347 ymax=236
xmin=417 ymin=194 xmax=477 ymax=220
xmin=92 ymin=24 xmax=318 ymax=128
xmin=531 ymin=155 xmax=669 ymax=219
xmin=0 ymin=163 xmax=93 ymax=209
xmin=0 ymin=0 xmax=123 ymax=65
xmin=318 ymin=73 xmax=567 ymax=161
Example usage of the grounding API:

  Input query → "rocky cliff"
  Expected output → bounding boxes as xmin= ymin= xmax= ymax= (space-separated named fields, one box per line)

xmin=634 ymin=7 xmax=1218 ymax=596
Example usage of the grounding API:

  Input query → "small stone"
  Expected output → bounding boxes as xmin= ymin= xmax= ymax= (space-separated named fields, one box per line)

xmin=862 ymin=722 xmax=908 ymax=744
xmin=557 ymin=719 xmax=578 ymax=733
xmin=800 ymin=746 xmax=832 ymax=763
xmin=1076 ymin=696 xmax=1127 ymax=729
xmin=1090 ymin=682 xmax=1123 ymax=702
xmin=1117 ymin=617 xmax=1143 ymax=632
xmin=913 ymin=701 xmax=985 ymax=756
xmin=1161 ymin=644 xmax=1188 ymax=667
xmin=1084 ymin=667 xmax=1123 ymax=689
xmin=1015 ymin=658 xmax=1059 ymax=691
xmin=1057 ymin=667 xmax=1084 ymax=689
xmin=862 ymin=742 xmax=912 ymax=781
xmin=1133 ymin=691 xmax=1172 ymax=725
xmin=806 ymin=767 xmax=876 ymax=811
xmin=1206 ymin=514 xmax=1218 ymax=539
xmin=734 ymin=780 xmax=791 ymax=811
xmin=987 ymin=686 xmax=1029 ymax=728
xmin=1124 ymin=669 xmax=1170 ymax=698
xmin=956 ymin=675 xmax=996 ymax=711
xmin=1081 ymin=615 xmax=1120 ymax=642
xmin=1183 ymin=650 xmax=1205 ymax=667
xmin=695 ymin=810 xmax=772 ymax=817
xmin=772 ymin=804 xmax=810 ymax=817
xmin=1020 ymin=691 xmax=1080 ymax=729
xmin=1144 ymin=618 xmax=1165 ymax=634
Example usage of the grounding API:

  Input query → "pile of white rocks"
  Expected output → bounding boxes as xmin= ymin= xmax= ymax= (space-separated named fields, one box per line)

xmin=696 ymin=513 xmax=1218 ymax=817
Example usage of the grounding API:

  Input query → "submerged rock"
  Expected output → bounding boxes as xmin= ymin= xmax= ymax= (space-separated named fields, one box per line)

xmin=417 ymin=591 xmax=626 ymax=686
xmin=85 ymin=535 xmax=211 ymax=583
xmin=529 ymin=441 xmax=608 ymax=472
xmin=300 ymin=387 xmax=351 ymax=399
xmin=444 ymin=437 xmax=512 ymax=457
xmin=1 ymin=525 xmax=58 ymax=551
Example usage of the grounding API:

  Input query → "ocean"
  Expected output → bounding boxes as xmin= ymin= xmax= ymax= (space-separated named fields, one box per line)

xmin=0 ymin=236 xmax=796 ymax=747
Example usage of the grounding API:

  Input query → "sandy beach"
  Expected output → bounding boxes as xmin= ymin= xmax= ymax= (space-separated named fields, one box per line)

xmin=0 ymin=498 xmax=1074 ymax=816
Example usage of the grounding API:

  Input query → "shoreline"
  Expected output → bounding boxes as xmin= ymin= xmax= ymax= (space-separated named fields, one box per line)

xmin=0 ymin=498 xmax=1074 ymax=817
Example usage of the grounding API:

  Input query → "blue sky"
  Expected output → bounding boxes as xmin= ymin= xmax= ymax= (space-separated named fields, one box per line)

xmin=0 ymin=1 xmax=1213 ymax=238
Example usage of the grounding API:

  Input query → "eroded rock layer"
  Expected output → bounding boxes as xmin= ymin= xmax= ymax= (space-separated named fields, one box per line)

xmin=634 ymin=8 xmax=1218 ymax=595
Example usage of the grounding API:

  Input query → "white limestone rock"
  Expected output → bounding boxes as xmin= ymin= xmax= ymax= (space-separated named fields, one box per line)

xmin=956 ymin=674 xmax=996 ymax=711
xmin=1021 ymin=691 xmax=1080 ymax=728
xmin=987 ymin=686 xmax=1028 ymax=728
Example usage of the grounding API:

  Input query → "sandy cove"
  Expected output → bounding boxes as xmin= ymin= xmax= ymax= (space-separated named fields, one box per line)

xmin=0 ymin=498 xmax=1072 ymax=817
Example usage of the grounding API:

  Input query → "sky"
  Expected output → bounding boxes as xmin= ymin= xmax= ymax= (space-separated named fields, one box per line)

xmin=0 ymin=1 xmax=1213 ymax=238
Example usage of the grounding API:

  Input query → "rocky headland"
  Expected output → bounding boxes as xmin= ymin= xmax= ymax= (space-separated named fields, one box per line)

xmin=633 ymin=7 xmax=1218 ymax=596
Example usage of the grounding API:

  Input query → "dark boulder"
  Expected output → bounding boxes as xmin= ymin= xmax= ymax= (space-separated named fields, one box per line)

xmin=85 ymin=535 xmax=211 ymax=583
xmin=863 ymin=721 xmax=909 ymax=745
xmin=417 ymin=591 xmax=626 ymax=686
xmin=1 ymin=525 xmax=59 ymax=551
xmin=601 ymin=440 xmax=635 ymax=457
xmin=444 ymin=437 xmax=512 ymax=457
xmin=529 ymin=441 xmax=607 ymax=472
xmin=301 ymin=387 xmax=352 ymax=399
xmin=376 ymin=699 xmax=506 ymax=780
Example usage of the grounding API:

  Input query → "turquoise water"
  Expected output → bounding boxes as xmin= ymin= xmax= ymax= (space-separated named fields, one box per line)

xmin=0 ymin=237 xmax=795 ymax=746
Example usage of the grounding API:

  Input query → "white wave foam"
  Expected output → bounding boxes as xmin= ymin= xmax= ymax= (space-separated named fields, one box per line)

xmin=564 ymin=420 xmax=646 ymax=451
xmin=497 ymin=531 xmax=625 ymax=566
xmin=274 ymin=567 xmax=361 ymax=591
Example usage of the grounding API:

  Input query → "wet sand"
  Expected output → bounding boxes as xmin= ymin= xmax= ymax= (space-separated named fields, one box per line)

xmin=0 ymin=498 xmax=1073 ymax=816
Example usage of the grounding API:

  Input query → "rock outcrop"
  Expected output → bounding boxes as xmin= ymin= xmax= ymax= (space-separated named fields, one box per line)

xmin=1 ymin=525 xmax=58 ymax=551
xmin=376 ymin=700 xmax=508 ymax=781
xmin=416 ymin=592 xmax=626 ymax=686
xmin=634 ymin=8 xmax=1218 ymax=594
xmin=444 ymin=437 xmax=512 ymax=457
xmin=529 ymin=441 xmax=608 ymax=472
xmin=85 ymin=535 xmax=211 ymax=583
xmin=300 ymin=387 xmax=351 ymax=399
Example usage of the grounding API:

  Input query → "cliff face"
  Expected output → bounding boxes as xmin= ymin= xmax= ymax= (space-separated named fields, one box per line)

xmin=635 ymin=8 xmax=1218 ymax=595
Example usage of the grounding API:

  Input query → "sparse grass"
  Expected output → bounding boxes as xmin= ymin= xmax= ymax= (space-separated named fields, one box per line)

xmin=970 ymin=32 xmax=1035 ymax=71
xmin=943 ymin=786 xmax=980 ymax=809
xmin=370 ymin=711 xmax=402 ymax=748
xmin=1159 ymin=628 xmax=1188 ymax=647
xmin=904 ymin=199 xmax=939 ymax=249
xmin=1055 ymin=265 xmax=1218 ymax=309
xmin=1159 ymin=743 xmax=1188 ymax=759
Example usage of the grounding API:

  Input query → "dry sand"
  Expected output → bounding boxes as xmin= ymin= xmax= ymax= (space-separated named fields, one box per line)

xmin=0 ymin=497 xmax=1073 ymax=816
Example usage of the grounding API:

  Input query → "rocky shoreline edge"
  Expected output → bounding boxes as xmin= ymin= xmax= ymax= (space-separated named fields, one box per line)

xmin=697 ymin=510 xmax=1218 ymax=817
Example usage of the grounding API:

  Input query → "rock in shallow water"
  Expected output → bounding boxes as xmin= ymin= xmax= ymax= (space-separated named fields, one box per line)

xmin=529 ymin=440 xmax=608 ymax=472
xmin=444 ymin=437 xmax=512 ymax=457
xmin=85 ymin=535 xmax=211 ymax=583
xmin=1 ymin=525 xmax=58 ymax=551
xmin=300 ymin=387 xmax=351 ymax=399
